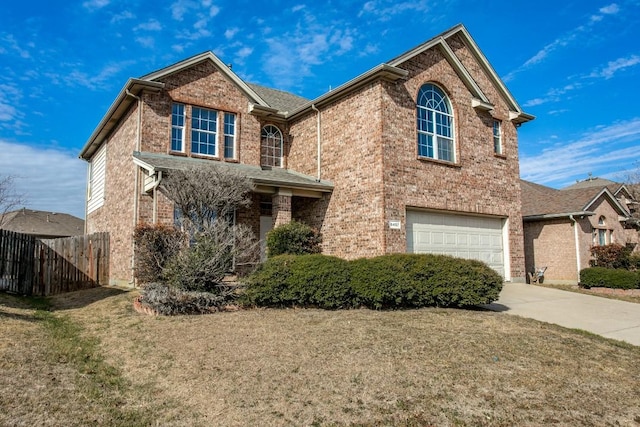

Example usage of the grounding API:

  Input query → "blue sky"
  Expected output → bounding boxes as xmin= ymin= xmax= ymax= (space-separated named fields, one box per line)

xmin=1 ymin=0 xmax=639 ymax=219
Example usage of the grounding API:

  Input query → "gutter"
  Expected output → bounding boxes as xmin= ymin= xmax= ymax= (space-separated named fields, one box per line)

xmin=311 ymin=104 xmax=321 ymax=182
xmin=569 ymin=214 xmax=582 ymax=283
xmin=523 ymin=211 xmax=594 ymax=222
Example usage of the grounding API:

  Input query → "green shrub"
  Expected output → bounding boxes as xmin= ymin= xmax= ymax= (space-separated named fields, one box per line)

xmin=266 ymin=221 xmax=321 ymax=256
xmin=579 ymin=267 xmax=640 ymax=289
xmin=133 ymin=224 xmax=185 ymax=284
xmin=351 ymin=254 xmax=503 ymax=309
xmin=243 ymin=253 xmax=503 ymax=310
xmin=242 ymin=254 xmax=353 ymax=309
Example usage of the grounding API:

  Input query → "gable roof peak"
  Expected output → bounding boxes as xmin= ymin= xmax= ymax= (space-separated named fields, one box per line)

xmin=139 ymin=50 xmax=269 ymax=107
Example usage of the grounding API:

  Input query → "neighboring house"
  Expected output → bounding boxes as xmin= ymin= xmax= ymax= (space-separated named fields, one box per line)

xmin=521 ymin=178 xmax=638 ymax=284
xmin=1 ymin=208 xmax=85 ymax=239
xmin=79 ymin=24 xmax=534 ymax=286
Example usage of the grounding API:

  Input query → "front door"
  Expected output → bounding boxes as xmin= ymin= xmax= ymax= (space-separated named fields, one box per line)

xmin=259 ymin=216 xmax=273 ymax=261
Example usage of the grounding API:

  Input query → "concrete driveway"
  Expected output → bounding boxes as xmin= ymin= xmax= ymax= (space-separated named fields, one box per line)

xmin=483 ymin=283 xmax=640 ymax=346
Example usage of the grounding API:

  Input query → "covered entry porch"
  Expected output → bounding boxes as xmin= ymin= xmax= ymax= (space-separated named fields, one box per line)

xmin=132 ymin=151 xmax=333 ymax=258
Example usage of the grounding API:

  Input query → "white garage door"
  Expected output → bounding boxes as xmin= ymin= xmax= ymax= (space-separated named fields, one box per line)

xmin=406 ymin=210 xmax=505 ymax=277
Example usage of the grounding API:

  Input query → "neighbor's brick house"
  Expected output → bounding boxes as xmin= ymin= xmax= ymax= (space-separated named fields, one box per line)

xmin=79 ymin=24 xmax=534 ymax=286
xmin=521 ymin=177 xmax=638 ymax=284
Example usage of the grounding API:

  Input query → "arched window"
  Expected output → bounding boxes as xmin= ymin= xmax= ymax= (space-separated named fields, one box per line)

xmin=261 ymin=125 xmax=283 ymax=167
xmin=416 ymin=83 xmax=455 ymax=162
xmin=598 ymin=216 xmax=606 ymax=226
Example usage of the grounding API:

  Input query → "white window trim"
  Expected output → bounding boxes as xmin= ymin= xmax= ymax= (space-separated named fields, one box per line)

xmin=223 ymin=112 xmax=237 ymax=160
xmin=493 ymin=120 xmax=503 ymax=155
xmin=171 ymin=103 xmax=186 ymax=153
xmin=261 ymin=124 xmax=284 ymax=167
xmin=416 ymin=83 xmax=456 ymax=163
xmin=191 ymin=106 xmax=219 ymax=157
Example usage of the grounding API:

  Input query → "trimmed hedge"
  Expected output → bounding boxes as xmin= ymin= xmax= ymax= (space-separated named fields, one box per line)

xmin=242 ymin=253 xmax=503 ymax=309
xmin=580 ymin=267 xmax=640 ymax=290
xmin=242 ymin=254 xmax=353 ymax=309
xmin=351 ymin=254 xmax=503 ymax=309
xmin=266 ymin=221 xmax=321 ymax=256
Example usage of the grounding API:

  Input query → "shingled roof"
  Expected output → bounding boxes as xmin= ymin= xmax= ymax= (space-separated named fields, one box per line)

xmin=133 ymin=151 xmax=333 ymax=193
xmin=1 ymin=209 xmax=84 ymax=237
xmin=246 ymin=83 xmax=310 ymax=113
xmin=520 ymin=180 xmax=629 ymax=219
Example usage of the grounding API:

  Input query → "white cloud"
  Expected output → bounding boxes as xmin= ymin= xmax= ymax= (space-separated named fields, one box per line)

xmin=50 ymin=61 xmax=132 ymax=91
xmin=520 ymin=118 xmax=640 ymax=186
xmin=134 ymin=19 xmax=162 ymax=32
xmin=1 ymin=33 xmax=31 ymax=59
xmin=0 ymin=83 xmax=24 ymax=128
xmin=260 ymin=11 xmax=358 ymax=88
xmin=358 ymin=0 xmax=430 ymax=20
xmin=171 ymin=0 xmax=219 ymax=21
xmin=0 ymin=140 xmax=87 ymax=218
xmin=83 ymin=0 xmax=109 ymax=11
xmin=135 ymin=36 xmax=155 ymax=48
xmin=503 ymin=4 xmax=620 ymax=82
xmin=292 ymin=4 xmax=305 ymax=12
xmin=224 ymin=28 xmax=238 ymax=40
xmin=600 ymin=3 xmax=620 ymax=14
xmin=110 ymin=10 xmax=135 ymax=23
xmin=589 ymin=54 xmax=640 ymax=79
xmin=234 ymin=46 xmax=253 ymax=65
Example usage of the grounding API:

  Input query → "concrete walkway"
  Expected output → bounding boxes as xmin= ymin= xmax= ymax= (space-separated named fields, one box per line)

xmin=483 ymin=283 xmax=640 ymax=346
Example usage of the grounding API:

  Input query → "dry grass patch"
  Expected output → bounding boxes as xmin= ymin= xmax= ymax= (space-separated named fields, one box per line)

xmin=3 ymin=287 xmax=640 ymax=426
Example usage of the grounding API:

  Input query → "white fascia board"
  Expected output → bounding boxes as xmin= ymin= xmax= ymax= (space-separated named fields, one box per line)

xmin=471 ymin=97 xmax=494 ymax=111
xmin=523 ymin=211 xmax=594 ymax=221
xmin=79 ymin=79 xmax=164 ymax=160
xmin=449 ymin=26 xmax=535 ymax=123
xmin=584 ymin=188 xmax=631 ymax=216
xmin=287 ymin=64 xmax=408 ymax=119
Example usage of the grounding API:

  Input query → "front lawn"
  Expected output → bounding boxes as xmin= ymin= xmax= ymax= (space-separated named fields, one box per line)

xmin=1 ymin=288 xmax=639 ymax=426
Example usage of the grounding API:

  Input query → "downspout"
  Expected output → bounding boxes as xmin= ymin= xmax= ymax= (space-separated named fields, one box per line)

xmin=311 ymin=104 xmax=321 ymax=182
xmin=126 ymin=89 xmax=142 ymax=286
xmin=569 ymin=215 xmax=582 ymax=283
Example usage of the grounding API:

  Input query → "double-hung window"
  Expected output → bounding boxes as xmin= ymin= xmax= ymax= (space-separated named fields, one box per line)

xmin=417 ymin=83 xmax=455 ymax=162
xmin=223 ymin=113 xmax=236 ymax=159
xmin=493 ymin=120 xmax=503 ymax=155
xmin=191 ymin=107 xmax=218 ymax=156
xmin=171 ymin=103 xmax=185 ymax=152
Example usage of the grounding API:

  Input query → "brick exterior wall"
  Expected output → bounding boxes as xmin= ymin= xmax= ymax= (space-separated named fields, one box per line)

xmin=86 ymin=33 xmax=530 ymax=284
xmin=85 ymin=106 xmax=138 ymax=285
xmin=287 ymin=43 xmax=525 ymax=280
xmin=523 ymin=194 xmax=637 ymax=284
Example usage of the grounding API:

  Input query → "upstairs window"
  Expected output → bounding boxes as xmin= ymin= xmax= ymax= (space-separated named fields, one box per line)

xmin=171 ymin=103 xmax=185 ymax=152
xmin=261 ymin=125 xmax=283 ymax=167
xmin=417 ymin=83 xmax=455 ymax=162
xmin=191 ymin=107 xmax=218 ymax=156
xmin=493 ymin=120 xmax=503 ymax=155
xmin=223 ymin=113 xmax=236 ymax=159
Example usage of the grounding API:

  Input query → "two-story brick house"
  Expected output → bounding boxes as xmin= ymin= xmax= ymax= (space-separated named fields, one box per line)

xmin=80 ymin=24 xmax=533 ymax=286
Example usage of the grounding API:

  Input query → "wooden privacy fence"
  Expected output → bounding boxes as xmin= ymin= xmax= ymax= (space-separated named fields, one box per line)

xmin=0 ymin=230 xmax=109 ymax=296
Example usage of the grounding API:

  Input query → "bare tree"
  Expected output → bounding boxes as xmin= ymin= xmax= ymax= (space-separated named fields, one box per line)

xmin=158 ymin=166 xmax=259 ymax=292
xmin=0 ymin=175 xmax=26 ymax=228
xmin=160 ymin=166 xmax=254 ymax=234
xmin=624 ymin=162 xmax=640 ymax=227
